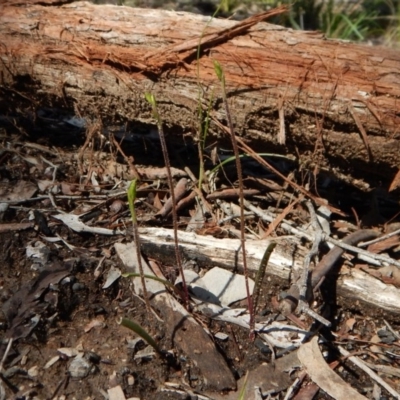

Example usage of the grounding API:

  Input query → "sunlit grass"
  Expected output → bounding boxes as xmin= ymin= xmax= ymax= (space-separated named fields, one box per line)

xmin=91 ymin=0 xmax=400 ymax=46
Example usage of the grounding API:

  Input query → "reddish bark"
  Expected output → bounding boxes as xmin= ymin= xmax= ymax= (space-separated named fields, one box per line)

xmin=0 ymin=1 xmax=399 ymax=187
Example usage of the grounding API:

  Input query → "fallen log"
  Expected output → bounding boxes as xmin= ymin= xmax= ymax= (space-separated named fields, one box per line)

xmin=1 ymin=1 xmax=400 ymax=189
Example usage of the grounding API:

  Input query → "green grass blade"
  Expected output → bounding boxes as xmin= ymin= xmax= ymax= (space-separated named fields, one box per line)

xmin=127 ymin=179 xmax=138 ymax=222
xmin=339 ymin=13 xmax=365 ymax=40
xmin=145 ymin=92 xmax=160 ymax=122
xmin=237 ymin=370 xmax=249 ymax=400
xmin=145 ymin=92 xmax=155 ymax=107
xmin=119 ymin=317 xmax=161 ymax=353
xmin=213 ymin=60 xmax=224 ymax=83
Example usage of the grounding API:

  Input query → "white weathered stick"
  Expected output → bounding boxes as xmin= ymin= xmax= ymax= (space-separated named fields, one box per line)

xmin=138 ymin=227 xmax=400 ymax=315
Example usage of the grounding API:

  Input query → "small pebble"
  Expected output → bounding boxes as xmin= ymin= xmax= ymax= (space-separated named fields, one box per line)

xmin=127 ymin=338 xmax=144 ymax=350
xmin=72 ymin=282 xmax=86 ymax=292
xmin=28 ymin=365 xmax=39 ymax=377
xmin=110 ymin=199 xmax=125 ymax=214
xmin=68 ymin=354 xmax=94 ymax=379
xmin=119 ymin=366 xmax=131 ymax=376
xmin=127 ymin=375 xmax=135 ymax=386
xmin=214 ymin=332 xmax=229 ymax=341
xmin=61 ymin=276 xmax=76 ymax=285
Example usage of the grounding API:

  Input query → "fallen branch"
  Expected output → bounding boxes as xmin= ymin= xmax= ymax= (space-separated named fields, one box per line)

xmin=138 ymin=227 xmax=400 ymax=316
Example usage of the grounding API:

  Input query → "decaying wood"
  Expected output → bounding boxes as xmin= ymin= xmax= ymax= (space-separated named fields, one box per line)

xmin=1 ymin=1 xmax=400 ymax=188
xmin=138 ymin=227 xmax=400 ymax=316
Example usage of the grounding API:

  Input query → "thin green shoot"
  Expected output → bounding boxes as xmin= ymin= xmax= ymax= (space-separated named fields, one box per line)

xmin=119 ymin=317 xmax=161 ymax=354
xmin=252 ymin=242 xmax=276 ymax=317
xmin=237 ymin=370 xmax=249 ymax=400
xmin=198 ymin=92 xmax=214 ymax=191
xmin=336 ymin=13 xmax=368 ymax=40
xmin=122 ymin=272 xmax=175 ymax=289
xmin=127 ymin=179 xmax=150 ymax=311
xmin=145 ymin=92 xmax=189 ymax=309
xmin=213 ymin=60 xmax=255 ymax=339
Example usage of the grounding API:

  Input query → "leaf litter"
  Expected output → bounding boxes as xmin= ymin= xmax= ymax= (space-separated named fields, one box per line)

xmin=1 ymin=107 xmax=400 ymax=400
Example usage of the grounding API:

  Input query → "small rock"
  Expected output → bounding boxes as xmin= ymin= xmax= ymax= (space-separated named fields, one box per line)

xmin=107 ymin=385 xmax=126 ymax=400
xmin=127 ymin=375 xmax=135 ymax=386
xmin=61 ymin=276 xmax=76 ymax=285
xmin=214 ymin=332 xmax=229 ymax=341
xmin=119 ymin=366 xmax=131 ymax=376
xmin=254 ymin=338 xmax=272 ymax=356
xmin=72 ymin=282 xmax=86 ymax=292
xmin=109 ymin=370 xmax=119 ymax=388
xmin=28 ymin=365 xmax=39 ymax=377
xmin=68 ymin=354 xmax=95 ymax=379
xmin=190 ymin=267 xmax=255 ymax=306
xmin=110 ymin=199 xmax=125 ymax=214
xmin=377 ymin=328 xmax=396 ymax=344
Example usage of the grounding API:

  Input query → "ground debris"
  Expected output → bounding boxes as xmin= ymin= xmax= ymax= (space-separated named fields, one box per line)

xmin=115 ymin=242 xmax=237 ymax=392
xmin=2 ymin=260 xmax=72 ymax=341
xmin=1 ymin=84 xmax=400 ymax=399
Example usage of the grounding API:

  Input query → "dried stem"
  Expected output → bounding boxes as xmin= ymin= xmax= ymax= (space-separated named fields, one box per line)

xmin=214 ymin=61 xmax=254 ymax=338
xmin=127 ymin=179 xmax=150 ymax=311
xmin=145 ymin=93 xmax=189 ymax=309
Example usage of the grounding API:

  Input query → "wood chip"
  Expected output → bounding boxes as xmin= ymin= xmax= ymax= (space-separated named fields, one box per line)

xmin=298 ymin=336 xmax=367 ymax=400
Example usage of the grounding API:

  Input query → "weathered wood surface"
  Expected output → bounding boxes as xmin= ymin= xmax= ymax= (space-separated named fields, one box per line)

xmin=0 ymin=1 xmax=400 ymax=186
xmin=138 ymin=227 xmax=400 ymax=316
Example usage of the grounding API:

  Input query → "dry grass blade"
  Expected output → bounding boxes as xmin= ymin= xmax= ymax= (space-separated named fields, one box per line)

xmin=253 ymin=242 xmax=276 ymax=316
xmin=119 ymin=317 xmax=161 ymax=354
